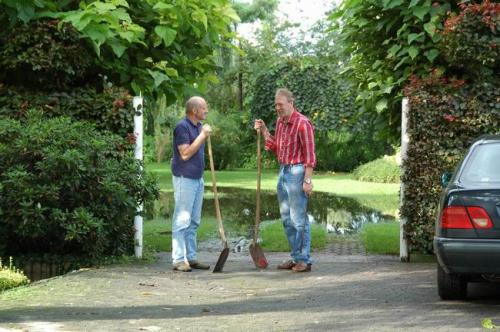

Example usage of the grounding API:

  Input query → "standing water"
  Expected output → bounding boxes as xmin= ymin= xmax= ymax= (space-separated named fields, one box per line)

xmin=147 ymin=187 xmax=393 ymax=236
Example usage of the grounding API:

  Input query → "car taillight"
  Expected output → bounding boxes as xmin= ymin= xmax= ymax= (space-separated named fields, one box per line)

xmin=441 ymin=206 xmax=473 ymax=229
xmin=467 ymin=206 xmax=493 ymax=229
xmin=440 ymin=206 xmax=493 ymax=229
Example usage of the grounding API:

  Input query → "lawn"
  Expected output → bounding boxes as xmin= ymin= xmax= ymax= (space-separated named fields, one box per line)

xmin=144 ymin=217 xmax=221 ymax=252
xmin=360 ymin=222 xmax=400 ymax=255
xmin=260 ymin=220 xmax=327 ymax=252
xmin=146 ymin=163 xmax=399 ymax=216
xmin=144 ymin=217 xmax=328 ymax=253
xmin=145 ymin=163 xmax=399 ymax=254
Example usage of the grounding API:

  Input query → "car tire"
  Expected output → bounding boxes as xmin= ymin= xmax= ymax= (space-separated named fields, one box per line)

xmin=437 ymin=264 xmax=467 ymax=300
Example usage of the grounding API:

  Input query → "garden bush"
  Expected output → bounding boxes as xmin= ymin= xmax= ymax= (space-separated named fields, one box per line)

xmin=441 ymin=1 xmax=499 ymax=78
xmin=315 ymin=131 xmax=386 ymax=172
xmin=402 ymin=74 xmax=499 ymax=253
xmin=0 ymin=19 xmax=95 ymax=90
xmin=0 ymin=258 xmax=29 ymax=292
xmin=206 ymin=109 xmax=251 ymax=170
xmin=0 ymin=84 xmax=134 ymax=138
xmin=401 ymin=1 xmax=499 ymax=253
xmin=353 ymin=154 xmax=400 ymax=183
xmin=0 ymin=111 xmax=159 ymax=259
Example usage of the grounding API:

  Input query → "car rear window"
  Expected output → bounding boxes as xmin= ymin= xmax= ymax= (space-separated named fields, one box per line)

xmin=460 ymin=142 xmax=500 ymax=183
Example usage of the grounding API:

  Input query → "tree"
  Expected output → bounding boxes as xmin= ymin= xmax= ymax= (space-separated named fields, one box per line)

xmin=0 ymin=0 xmax=240 ymax=102
xmin=328 ymin=0 xmax=462 ymax=141
xmin=206 ymin=0 xmax=278 ymax=113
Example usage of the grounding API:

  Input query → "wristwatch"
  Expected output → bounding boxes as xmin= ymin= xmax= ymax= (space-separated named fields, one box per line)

xmin=303 ymin=178 xmax=312 ymax=185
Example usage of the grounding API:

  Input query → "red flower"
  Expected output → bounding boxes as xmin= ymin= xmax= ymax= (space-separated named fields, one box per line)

xmin=113 ymin=99 xmax=126 ymax=109
xmin=127 ymin=132 xmax=137 ymax=145
xmin=443 ymin=114 xmax=456 ymax=122
xmin=451 ymin=79 xmax=466 ymax=89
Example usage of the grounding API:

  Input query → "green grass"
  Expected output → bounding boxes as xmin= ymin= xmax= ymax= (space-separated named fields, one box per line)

xmin=260 ymin=220 xmax=327 ymax=252
xmin=146 ymin=162 xmax=399 ymax=254
xmin=144 ymin=217 xmax=221 ymax=252
xmin=146 ymin=163 xmax=399 ymax=216
xmin=360 ymin=222 xmax=400 ymax=255
xmin=144 ymin=217 xmax=327 ymax=253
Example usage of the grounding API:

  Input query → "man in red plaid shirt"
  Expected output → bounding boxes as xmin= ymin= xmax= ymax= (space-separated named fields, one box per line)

xmin=254 ymin=88 xmax=316 ymax=272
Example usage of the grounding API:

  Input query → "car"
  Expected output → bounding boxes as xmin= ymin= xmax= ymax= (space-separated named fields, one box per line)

xmin=434 ymin=135 xmax=500 ymax=300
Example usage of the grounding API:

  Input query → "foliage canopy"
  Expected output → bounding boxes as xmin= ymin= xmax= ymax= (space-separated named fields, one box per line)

xmin=0 ymin=0 xmax=239 ymax=102
xmin=329 ymin=0 xmax=460 ymax=140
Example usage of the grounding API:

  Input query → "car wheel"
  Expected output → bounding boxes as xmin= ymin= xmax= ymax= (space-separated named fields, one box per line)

xmin=437 ymin=264 xmax=467 ymax=300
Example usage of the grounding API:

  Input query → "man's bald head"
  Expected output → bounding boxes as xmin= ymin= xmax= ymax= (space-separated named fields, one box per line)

xmin=185 ymin=96 xmax=206 ymax=115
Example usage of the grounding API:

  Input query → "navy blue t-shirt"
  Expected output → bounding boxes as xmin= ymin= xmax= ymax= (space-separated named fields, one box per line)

xmin=171 ymin=117 xmax=205 ymax=179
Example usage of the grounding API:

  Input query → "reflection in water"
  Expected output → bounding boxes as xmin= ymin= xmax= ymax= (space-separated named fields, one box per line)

xmin=146 ymin=188 xmax=393 ymax=235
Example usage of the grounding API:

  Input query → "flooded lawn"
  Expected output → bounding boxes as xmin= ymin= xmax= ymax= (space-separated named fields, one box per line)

xmin=147 ymin=187 xmax=394 ymax=236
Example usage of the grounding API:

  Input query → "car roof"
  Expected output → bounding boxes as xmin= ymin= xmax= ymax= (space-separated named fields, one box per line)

xmin=475 ymin=135 xmax=500 ymax=144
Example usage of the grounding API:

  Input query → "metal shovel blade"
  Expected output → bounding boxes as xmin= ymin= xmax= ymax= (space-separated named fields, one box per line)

xmin=213 ymin=246 xmax=230 ymax=273
xmin=249 ymin=242 xmax=268 ymax=269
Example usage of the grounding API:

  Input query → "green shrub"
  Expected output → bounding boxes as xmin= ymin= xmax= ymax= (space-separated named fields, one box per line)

xmin=143 ymin=135 xmax=157 ymax=164
xmin=315 ymin=131 xmax=386 ymax=172
xmin=353 ymin=154 xmax=400 ymax=183
xmin=0 ymin=111 xmax=159 ymax=259
xmin=206 ymin=109 xmax=249 ymax=170
xmin=402 ymin=75 xmax=499 ymax=253
xmin=0 ymin=19 xmax=95 ymax=90
xmin=441 ymin=1 xmax=499 ymax=78
xmin=0 ymin=85 xmax=134 ymax=138
xmin=0 ymin=258 xmax=29 ymax=292
xmin=401 ymin=1 xmax=499 ymax=253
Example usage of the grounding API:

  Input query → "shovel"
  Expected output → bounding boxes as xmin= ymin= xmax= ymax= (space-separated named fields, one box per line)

xmin=207 ymin=135 xmax=229 ymax=273
xmin=249 ymin=128 xmax=269 ymax=269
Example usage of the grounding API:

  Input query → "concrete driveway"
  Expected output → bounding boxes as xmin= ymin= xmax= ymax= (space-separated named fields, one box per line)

xmin=1 ymin=252 xmax=500 ymax=331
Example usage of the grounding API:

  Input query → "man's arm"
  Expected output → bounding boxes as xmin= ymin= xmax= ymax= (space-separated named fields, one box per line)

xmin=178 ymin=124 xmax=211 ymax=161
xmin=299 ymin=120 xmax=316 ymax=196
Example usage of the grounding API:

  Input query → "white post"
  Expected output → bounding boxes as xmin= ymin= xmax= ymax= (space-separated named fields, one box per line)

xmin=400 ymin=97 xmax=409 ymax=262
xmin=133 ymin=95 xmax=144 ymax=258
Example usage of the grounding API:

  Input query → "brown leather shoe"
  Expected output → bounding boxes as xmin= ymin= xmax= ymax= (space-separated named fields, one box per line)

xmin=277 ymin=260 xmax=296 ymax=270
xmin=188 ymin=260 xmax=210 ymax=270
xmin=173 ymin=262 xmax=192 ymax=272
xmin=292 ymin=262 xmax=311 ymax=272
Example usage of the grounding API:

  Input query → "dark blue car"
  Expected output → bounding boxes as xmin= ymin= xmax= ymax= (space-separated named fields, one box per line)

xmin=434 ymin=135 xmax=500 ymax=300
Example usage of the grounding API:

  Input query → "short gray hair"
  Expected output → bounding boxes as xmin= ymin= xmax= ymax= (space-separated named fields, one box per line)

xmin=275 ymin=88 xmax=294 ymax=103
xmin=185 ymin=96 xmax=205 ymax=114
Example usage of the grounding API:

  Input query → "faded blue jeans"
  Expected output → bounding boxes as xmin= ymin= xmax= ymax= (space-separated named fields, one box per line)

xmin=171 ymin=176 xmax=204 ymax=265
xmin=277 ymin=164 xmax=312 ymax=265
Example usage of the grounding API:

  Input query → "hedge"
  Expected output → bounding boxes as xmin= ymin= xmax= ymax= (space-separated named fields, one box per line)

xmin=353 ymin=154 xmax=400 ymax=183
xmin=401 ymin=1 xmax=499 ymax=253
xmin=402 ymin=76 xmax=499 ymax=253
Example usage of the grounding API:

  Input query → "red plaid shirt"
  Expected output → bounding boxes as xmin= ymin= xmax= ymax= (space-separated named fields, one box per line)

xmin=265 ymin=110 xmax=316 ymax=168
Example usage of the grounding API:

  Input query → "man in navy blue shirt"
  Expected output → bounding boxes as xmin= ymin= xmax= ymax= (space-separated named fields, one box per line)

xmin=171 ymin=96 xmax=212 ymax=272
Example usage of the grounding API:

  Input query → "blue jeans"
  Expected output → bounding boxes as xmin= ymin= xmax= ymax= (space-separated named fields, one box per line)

xmin=171 ymin=176 xmax=204 ymax=264
xmin=277 ymin=164 xmax=312 ymax=264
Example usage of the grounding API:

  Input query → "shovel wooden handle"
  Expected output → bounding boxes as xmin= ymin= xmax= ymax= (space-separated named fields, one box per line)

xmin=254 ymin=128 xmax=262 ymax=243
xmin=207 ymin=135 xmax=227 ymax=245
